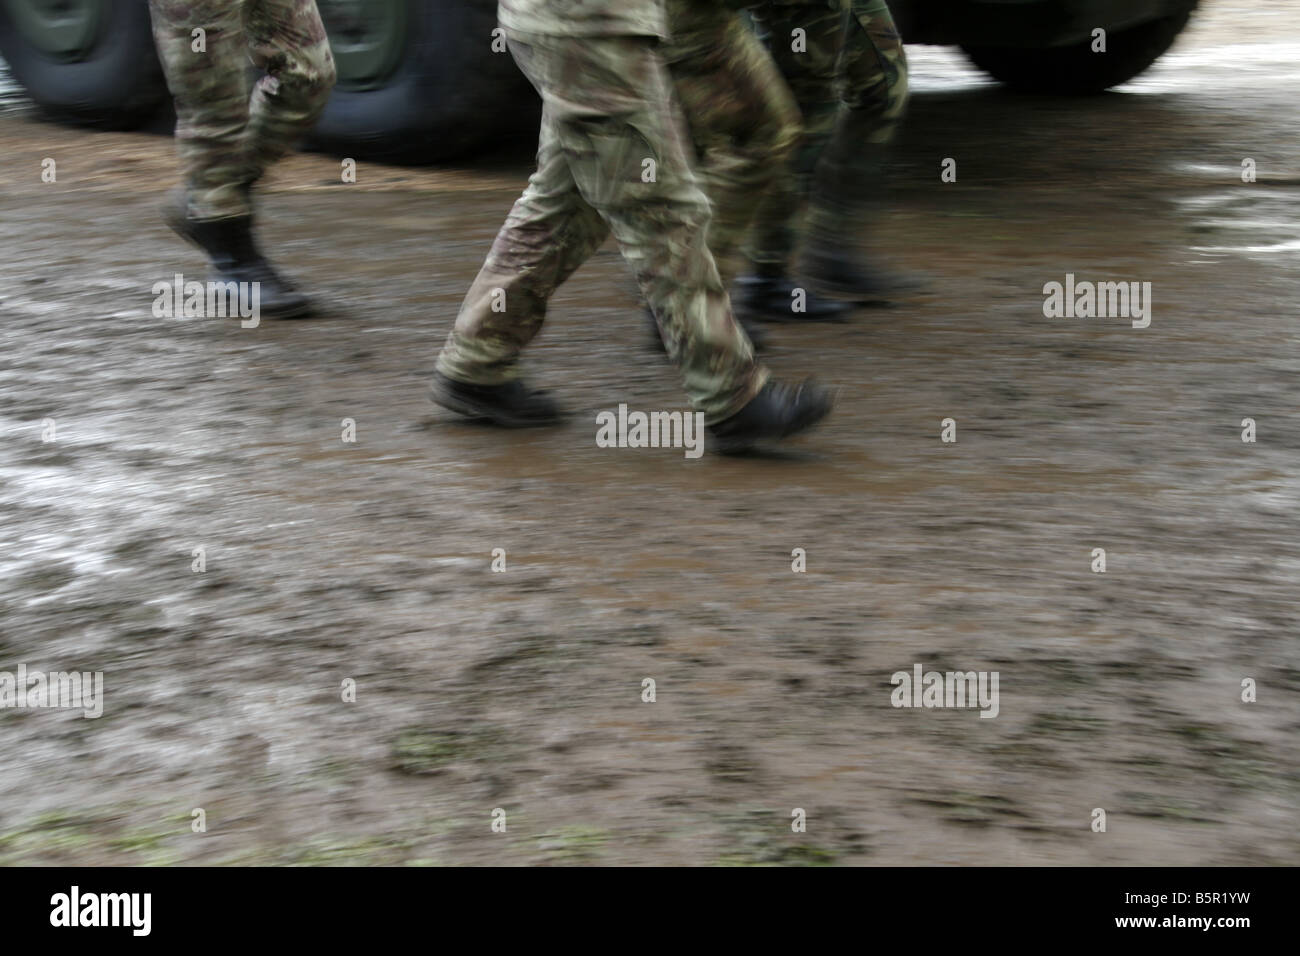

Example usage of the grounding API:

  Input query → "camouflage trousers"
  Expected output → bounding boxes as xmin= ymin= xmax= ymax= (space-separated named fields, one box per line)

xmin=148 ymin=0 xmax=336 ymax=221
xmin=661 ymin=0 xmax=800 ymax=286
xmin=748 ymin=0 xmax=909 ymax=269
xmin=436 ymin=30 xmax=767 ymax=424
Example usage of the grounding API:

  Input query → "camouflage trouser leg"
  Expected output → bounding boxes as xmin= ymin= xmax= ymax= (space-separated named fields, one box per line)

xmin=436 ymin=31 xmax=766 ymax=424
xmin=661 ymin=0 xmax=800 ymax=287
xmin=837 ymin=0 xmax=908 ymax=129
xmin=806 ymin=0 xmax=909 ymax=247
xmin=748 ymin=0 xmax=907 ymax=269
xmin=148 ymin=0 xmax=336 ymax=221
xmin=746 ymin=0 xmax=844 ymax=274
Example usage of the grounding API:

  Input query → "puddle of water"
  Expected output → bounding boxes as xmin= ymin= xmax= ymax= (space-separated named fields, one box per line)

xmin=0 ymin=57 xmax=28 ymax=112
xmin=905 ymin=46 xmax=996 ymax=93
xmin=1122 ymin=41 xmax=1300 ymax=96
xmin=1177 ymin=187 xmax=1300 ymax=262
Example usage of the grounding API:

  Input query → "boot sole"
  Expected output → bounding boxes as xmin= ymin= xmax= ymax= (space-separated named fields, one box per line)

xmin=802 ymin=269 xmax=931 ymax=304
xmin=430 ymin=382 xmax=564 ymax=429
xmin=259 ymin=300 xmax=315 ymax=320
xmin=804 ymin=282 xmax=898 ymax=304
xmin=163 ymin=201 xmax=314 ymax=320
xmin=708 ymin=392 xmax=835 ymax=455
xmin=737 ymin=302 xmax=854 ymax=324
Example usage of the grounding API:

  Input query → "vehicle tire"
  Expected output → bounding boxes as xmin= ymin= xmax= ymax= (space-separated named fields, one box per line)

xmin=0 ymin=0 xmax=166 ymax=128
xmin=961 ymin=12 xmax=1193 ymax=95
xmin=308 ymin=0 xmax=540 ymax=163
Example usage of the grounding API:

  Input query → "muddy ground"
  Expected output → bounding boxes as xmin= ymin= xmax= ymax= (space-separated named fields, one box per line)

xmin=0 ymin=1 xmax=1297 ymax=866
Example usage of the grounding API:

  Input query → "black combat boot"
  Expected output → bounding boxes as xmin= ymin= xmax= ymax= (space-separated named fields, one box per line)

xmin=163 ymin=193 xmax=313 ymax=319
xmin=645 ymin=307 xmax=769 ymax=354
xmin=732 ymin=271 xmax=853 ymax=323
xmin=430 ymin=372 xmax=565 ymax=428
xmin=707 ymin=378 xmax=835 ymax=454
xmin=800 ymin=245 xmax=924 ymax=303
xmin=800 ymin=115 xmax=924 ymax=304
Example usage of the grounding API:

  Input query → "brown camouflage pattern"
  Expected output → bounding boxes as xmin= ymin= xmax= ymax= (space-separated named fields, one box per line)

xmin=148 ymin=0 xmax=337 ymax=220
xmin=435 ymin=28 xmax=767 ymax=424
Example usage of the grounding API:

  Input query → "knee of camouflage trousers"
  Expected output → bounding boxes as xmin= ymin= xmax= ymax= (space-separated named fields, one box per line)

xmin=148 ymin=0 xmax=336 ymax=220
xmin=247 ymin=0 xmax=337 ymax=131
xmin=256 ymin=36 xmax=337 ymax=120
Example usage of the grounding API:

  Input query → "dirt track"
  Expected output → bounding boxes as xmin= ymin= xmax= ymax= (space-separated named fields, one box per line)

xmin=0 ymin=1 xmax=1297 ymax=865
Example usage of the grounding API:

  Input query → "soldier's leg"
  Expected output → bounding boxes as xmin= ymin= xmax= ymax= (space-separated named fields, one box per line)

xmin=746 ymin=0 xmax=844 ymax=276
xmin=243 ymin=0 xmax=337 ymax=178
xmin=550 ymin=35 xmax=767 ymax=422
xmin=148 ymin=0 xmax=256 ymax=221
xmin=733 ymin=1 xmax=850 ymax=321
xmin=148 ymin=0 xmax=323 ymax=317
xmin=837 ymin=0 xmax=909 ymax=138
xmin=662 ymin=1 xmax=799 ymax=288
xmin=803 ymin=0 xmax=912 ymax=295
xmin=436 ymin=109 xmax=610 ymax=386
xmin=439 ymin=31 xmax=766 ymax=424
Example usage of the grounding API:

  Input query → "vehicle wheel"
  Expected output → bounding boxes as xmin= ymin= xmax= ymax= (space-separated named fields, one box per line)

xmin=0 ymin=0 xmax=166 ymax=127
xmin=961 ymin=12 xmax=1193 ymax=94
xmin=308 ymin=0 xmax=540 ymax=163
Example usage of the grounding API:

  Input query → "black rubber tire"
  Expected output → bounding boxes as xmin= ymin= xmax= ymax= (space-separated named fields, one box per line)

xmin=307 ymin=0 xmax=540 ymax=164
xmin=962 ymin=12 xmax=1193 ymax=95
xmin=0 ymin=0 xmax=166 ymax=128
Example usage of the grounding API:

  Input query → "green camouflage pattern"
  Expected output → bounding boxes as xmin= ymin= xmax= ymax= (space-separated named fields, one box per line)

xmin=435 ymin=27 xmax=767 ymax=424
xmin=661 ymin=0 xmax=800 ymax=286
xmin=747 ymin=0 xmax=908 ymax=269
xmin=148 ymin=0 xmax=337 ymax=221
xmin=498 ymin=0 xmax=667 ymax=39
